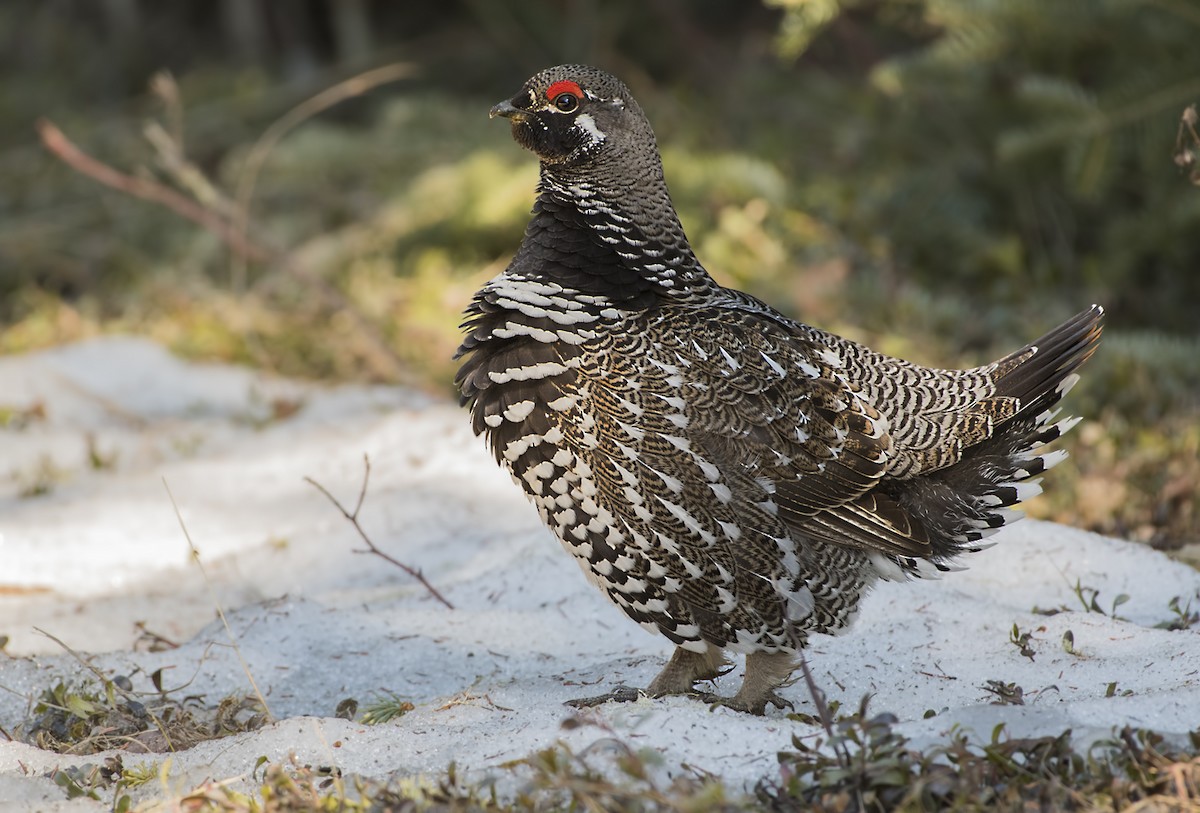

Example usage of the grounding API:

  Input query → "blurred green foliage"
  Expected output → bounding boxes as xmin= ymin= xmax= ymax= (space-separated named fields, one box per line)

xmin=1 ymin=0 xmax=1196 ymax=546
xmin=768 ymin=0 xmax=1200 ymax=331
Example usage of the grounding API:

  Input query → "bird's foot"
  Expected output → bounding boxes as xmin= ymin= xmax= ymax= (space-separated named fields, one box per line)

xmin=698 ymin=689 xmax=794 ymax=716
xmin=564 ymin=685 xmax=645 ymax=709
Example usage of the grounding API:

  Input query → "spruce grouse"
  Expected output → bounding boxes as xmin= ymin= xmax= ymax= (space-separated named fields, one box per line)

xmin=455 ymin=65 xmax=1103 ymax=714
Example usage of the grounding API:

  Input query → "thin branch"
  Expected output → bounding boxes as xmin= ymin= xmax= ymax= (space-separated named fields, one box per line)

xmin=1175 ymin=104 xmax=1200 ymax=185
xmin=36 ymin=119 xmax=274 ymax=265
xmin=796 ymin=650 xmax=836 ymax=740
xmin=306 ymin=454 xmax=455 ymax=610
xmin=37 ymin=115 xmax=412 ymax=383
xmin=231 ymin=61 xmax=416 ymax=291
xmin=163 ymin=478 xmax=275 ymax=723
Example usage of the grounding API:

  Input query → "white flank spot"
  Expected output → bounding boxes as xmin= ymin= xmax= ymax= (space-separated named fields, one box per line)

xmin=493 ymin=322 xmax=557 ymax=343
xmin=616 ymin=577 xmax=648 ymax=595
xmin=547 ymin=394 xmax=578 ymax=412
xmin=648 ymin=357 xmax=680 ymax=375
xmin=709 ymin=482 xmax=733 ymax=503
xmin=483 ymin=414 xmax=503 ymax=428
xmin=655 ymin=469 xmax=684 ymax=494
xmin=719 ymin=347 xmax=741 ymax=371
xmin=546 ymin=309 xmax=601 ymax=326
xmin=696 ymin=458 xmax=720 ymax=481
xmin=503 ymin=400 xmax=536 ymax=422
xmin=616 ymin=420 xmax=645 ymax=442
xmin=760 ymin=351 xmax=786 ymax=377
xmin=556 ymin=329 xmax=596 ymax=345
xmin=819 ymin=348 xmax=843 ymax=368
xmin=655 ymin=496 xmax=704 ymax=536
xmin=612 ymin=461 xmax=639 ymax=487
xmin=488 ymin=361 xmax=569 ymax=384
xmin=662 ymin=434 xmax=691 ymax=453
xmin=529 ymin=460 xmax=555 ymax=480
xmin=666 ymin=414 xmax=690 ymax=429
xmin=502 ymin=433 xmax=543 ymax=462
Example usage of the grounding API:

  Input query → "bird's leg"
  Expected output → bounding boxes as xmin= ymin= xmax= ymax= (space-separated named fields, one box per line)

xmin=565 ymin=645 xmax=729 ymax=709
xmin=647 ymin=645 xmax=730 ymax=696
xmin=717 ymin=651 xmax=797 ymax=715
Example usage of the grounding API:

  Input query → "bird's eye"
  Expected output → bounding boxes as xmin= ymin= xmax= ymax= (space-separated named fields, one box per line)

xmin=553 ymin=93 xmax=579 ymax=113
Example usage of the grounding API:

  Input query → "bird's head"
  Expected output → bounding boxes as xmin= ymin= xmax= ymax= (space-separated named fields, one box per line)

xmin=490 ymin=65 xmax=651 ymax=168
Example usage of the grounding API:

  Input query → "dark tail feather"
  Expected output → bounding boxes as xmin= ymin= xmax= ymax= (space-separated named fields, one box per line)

xmin=892 ymin=305 xmax=1104 ymax=566
xmin=990 ymin=304 xmax=1105 ymax=411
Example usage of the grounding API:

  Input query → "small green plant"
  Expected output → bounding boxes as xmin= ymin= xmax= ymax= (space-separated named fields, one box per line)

xmin=764 ymin=699 xmax=1200 ymax=813
xmin=85 ymin=433 xmax=117 ymax=470
xmin=786 ymin=698 xmax=843 ymax=727
xmin=22 ymin=672 xmax=266 ymax=755
xmin=0 ymin=401 xmax=46 ymax=429
xmin=1105 ymin=681 xmax=1135 ymax=698
xmin=982 ymin=680 xmax=1026 ymax=706
xmin=1156 ymin=594 xmax=1200 ymax=631
xmin=359 ymin=690 xmax=414 ymax=725
xmin=1009 ymin=623 xmax=1036 ymax=661
xmin=1061 ymin=629 xmax=1083 ymax=657
xmin=16 ymin=454 xmax=69 ymax=498
xmin=1072 ymin=579 xmax=1130 ymax=620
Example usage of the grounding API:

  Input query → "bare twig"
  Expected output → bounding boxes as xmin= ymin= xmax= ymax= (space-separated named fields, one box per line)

xmin=231 ymin=61 xmax=416 ymax=291
xmin=163 ymin=479 xmax=275 ymax=723
xmin=796 ymin=650 xmax=836 ymax=739
xmin=306 ymin=454 xmax=455 ymax=610
xmin=36 ymin=119 xmax=274 ymax=264
xmin=1175 ymin=104 xmax=1200 ymax=185
xmin=37 ymin=113 xmax=413 ymax=383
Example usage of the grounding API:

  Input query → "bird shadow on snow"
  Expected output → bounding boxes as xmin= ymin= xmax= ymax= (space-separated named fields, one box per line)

xmin=0 ymin=337 xmax=1199 ymax=804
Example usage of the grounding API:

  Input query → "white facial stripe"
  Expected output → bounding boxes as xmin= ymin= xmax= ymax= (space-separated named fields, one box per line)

xmin=574 ymin=113 xmax=606 ymax=144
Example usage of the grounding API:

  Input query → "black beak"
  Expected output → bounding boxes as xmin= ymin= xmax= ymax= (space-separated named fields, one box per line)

xmin=490 ymin=99 xmax=528 ymax=121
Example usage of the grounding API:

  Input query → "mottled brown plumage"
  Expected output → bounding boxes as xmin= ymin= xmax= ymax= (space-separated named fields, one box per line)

xmin=455 ymin=65 xmax=1103 ymax=714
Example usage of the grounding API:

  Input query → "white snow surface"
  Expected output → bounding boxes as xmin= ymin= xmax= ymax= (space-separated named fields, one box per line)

xmin=1 ymin=336 xmax=1198 ymax=809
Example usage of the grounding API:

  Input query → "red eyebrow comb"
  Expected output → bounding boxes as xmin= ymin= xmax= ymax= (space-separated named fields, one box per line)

xmin=546 ymin=80 xmax=584 ymax=99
